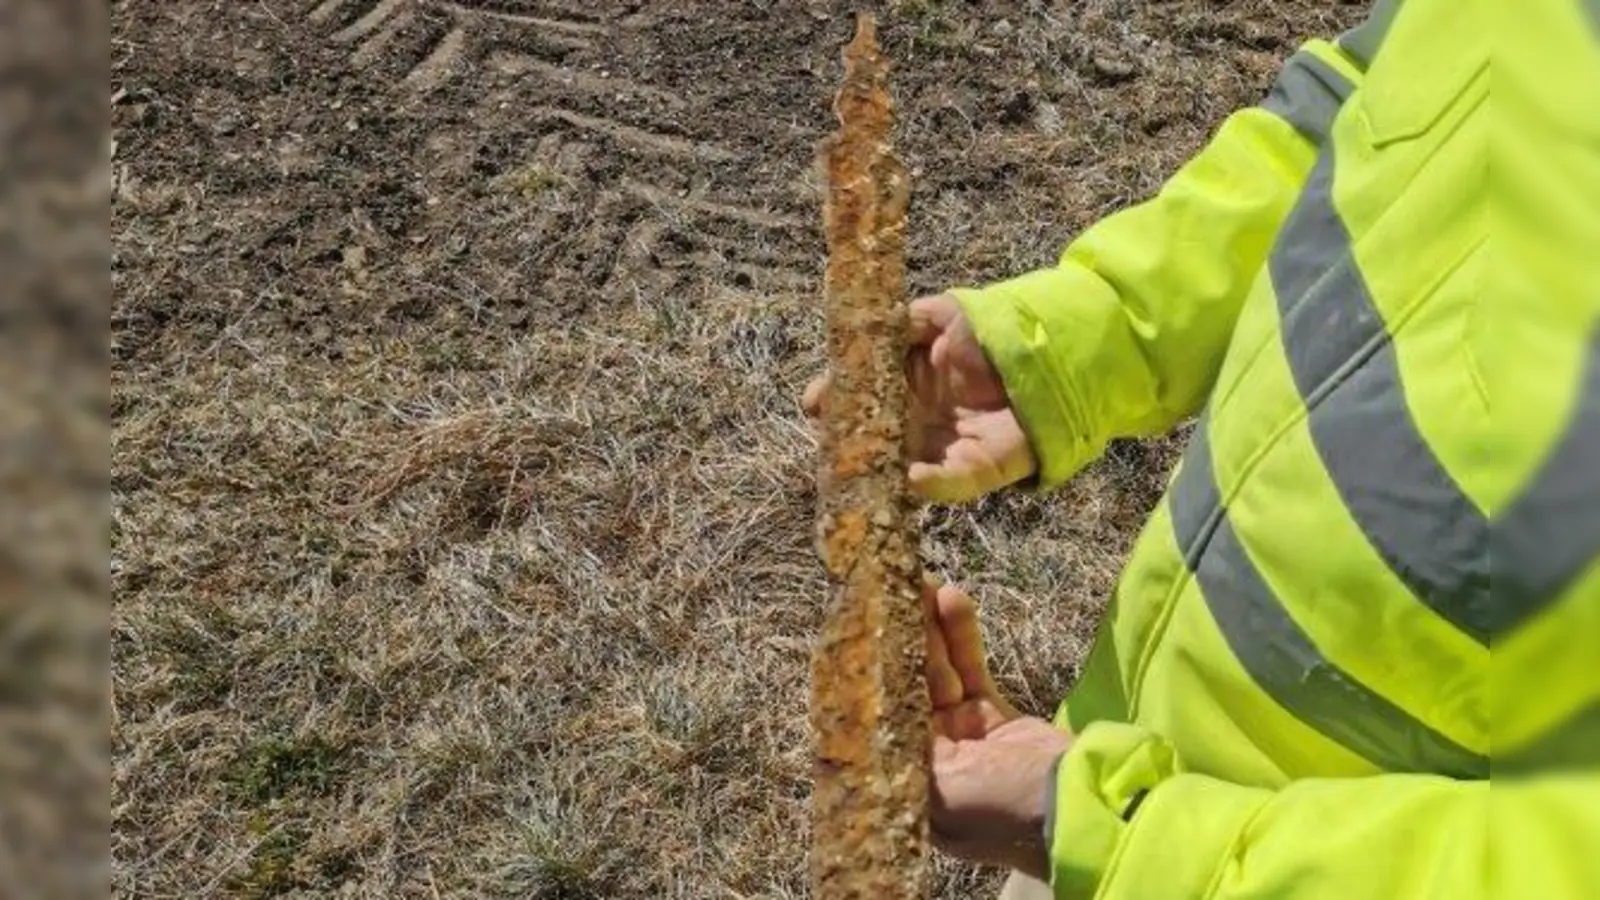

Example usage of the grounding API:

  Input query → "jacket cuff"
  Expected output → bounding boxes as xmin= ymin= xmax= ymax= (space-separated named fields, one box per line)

xmin=949 ymin=274 xmax=1102 ymax=491
xmin=1047 ymin=723 xmax=1269 ymax=900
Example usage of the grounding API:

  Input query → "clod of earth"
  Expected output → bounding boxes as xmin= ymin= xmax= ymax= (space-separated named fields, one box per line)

xmin=810 ymin=14 xmax=930 ymax=900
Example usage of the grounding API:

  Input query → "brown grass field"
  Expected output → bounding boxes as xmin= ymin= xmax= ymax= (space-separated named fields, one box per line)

xmin=112 ymin=1 xmax=1362 ymax=896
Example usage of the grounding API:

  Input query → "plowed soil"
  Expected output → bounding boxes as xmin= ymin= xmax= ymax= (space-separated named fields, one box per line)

xmin=112 ymin=1 xmax=1362 ymax=897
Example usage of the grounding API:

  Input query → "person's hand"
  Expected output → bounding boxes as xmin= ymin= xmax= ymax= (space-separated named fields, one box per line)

xmin=923 ymin=579 xmax=1072 ymax=879
xmin=803 ymin=294 xmax=1037 ymax=503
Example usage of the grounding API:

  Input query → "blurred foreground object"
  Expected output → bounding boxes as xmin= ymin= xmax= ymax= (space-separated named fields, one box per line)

xmin=810 ymin=14 xmax=929 ymax=899
xmin=1 ymin=1 xmax=111 ymax=898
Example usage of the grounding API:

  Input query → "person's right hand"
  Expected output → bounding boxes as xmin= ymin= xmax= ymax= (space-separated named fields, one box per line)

xmin=802 ymin=294 xmax=1037 ymax=503
xmin=922 ymin=578 xmax=1069 ymax=878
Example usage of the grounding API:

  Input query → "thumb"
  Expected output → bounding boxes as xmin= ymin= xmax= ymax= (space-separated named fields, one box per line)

xmin=910 ymin=460 xmax=984 ymax=505
xmin=801 ymin=374 xmax=829 ymax=417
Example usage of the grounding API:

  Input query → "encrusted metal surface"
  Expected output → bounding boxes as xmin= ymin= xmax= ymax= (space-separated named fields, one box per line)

xmin=810 ymin=14 xmax=929 ymax=900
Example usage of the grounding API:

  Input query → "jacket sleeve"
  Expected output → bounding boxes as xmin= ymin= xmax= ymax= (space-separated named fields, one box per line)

xmin=1047 ymin=722 xmax=1597 ymax=900
xmin=950 ymin=24 xmax=1386 ymax=489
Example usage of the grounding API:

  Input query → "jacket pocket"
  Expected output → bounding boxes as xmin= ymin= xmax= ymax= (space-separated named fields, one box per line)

xmin=1355 ymin=2 xmax=1486 ymax=147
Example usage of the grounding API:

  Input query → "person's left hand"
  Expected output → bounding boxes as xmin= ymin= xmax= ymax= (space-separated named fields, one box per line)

xmin=923 ymin=579 xmax=1073 ymax=879
xmin=802 ymin=294 xmax=1036 ymax=503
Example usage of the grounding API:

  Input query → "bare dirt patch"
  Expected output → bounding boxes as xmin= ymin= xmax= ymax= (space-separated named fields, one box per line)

xmin=112 ymin=1 xmax=1362 ymax=896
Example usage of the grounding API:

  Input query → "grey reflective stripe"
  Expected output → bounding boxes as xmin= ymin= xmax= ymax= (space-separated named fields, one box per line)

xmin=1504 ymin=701 xmax=1600 ymax=773
xmin=1261 ymin=51 xmax=1356 ymax=146
xmin=1492 ymin=332 xmax=1600 ymax=631
xmin=1337 ymin=0 xmax=1404 ymax=67
xmin=1271 ymin=153 xmax=1493 ymax=644
xmin=1272 ymin=155 xmax=1600 ymax=641
xmin=1170 ymin=422 xmax=1489 ymax=777
xmin=1169 ymin=422 xmax=1222 ymax=571
xmin=1586 ymin=0 xmax=1600 ymax=37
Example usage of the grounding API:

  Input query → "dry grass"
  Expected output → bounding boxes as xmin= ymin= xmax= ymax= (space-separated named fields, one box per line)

xmin=112 ymin=1 xmax=1360 ymax=897
xmin=114 ymin=290 xmax=1138 ymax=898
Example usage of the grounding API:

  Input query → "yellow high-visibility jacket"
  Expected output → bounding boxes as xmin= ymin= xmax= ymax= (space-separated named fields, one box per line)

xmin=952 ymin=0 xmax=1600 ymax=897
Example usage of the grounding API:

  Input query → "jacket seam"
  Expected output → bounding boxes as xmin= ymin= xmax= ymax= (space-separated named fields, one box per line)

xmin=1199 ymin=792 xmax=1278 ymax=900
